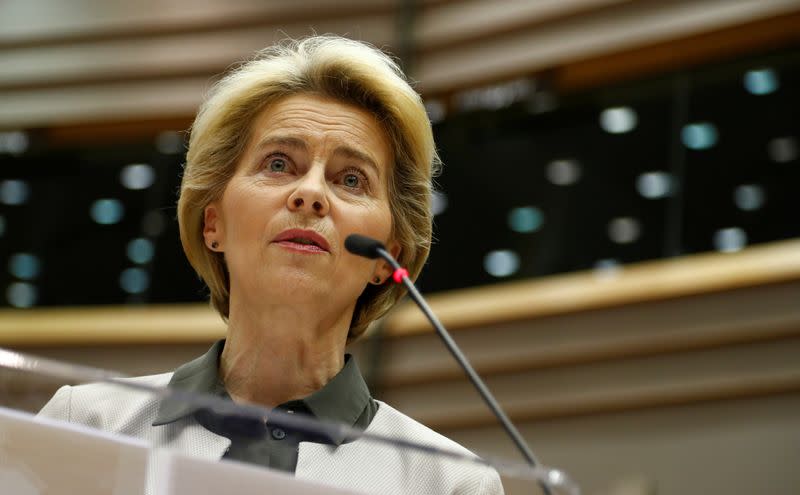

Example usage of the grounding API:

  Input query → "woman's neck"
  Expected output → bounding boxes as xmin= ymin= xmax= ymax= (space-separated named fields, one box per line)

xmin=219 ymin=299 xmax=351 ymax=408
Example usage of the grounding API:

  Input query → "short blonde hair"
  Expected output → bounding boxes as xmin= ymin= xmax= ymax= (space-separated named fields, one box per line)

xmin=178 ymin=36 xmax=439 ymax=340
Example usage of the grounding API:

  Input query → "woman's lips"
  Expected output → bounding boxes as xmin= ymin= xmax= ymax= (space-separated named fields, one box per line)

xmin=275 ymin=240 xmax=328 ymax=253
xmin=272 ymin=228 xmax=331 ymax=254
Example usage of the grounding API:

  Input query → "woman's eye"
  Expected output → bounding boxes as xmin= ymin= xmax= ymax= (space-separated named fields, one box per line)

xmin=343 ymin=173 xmax=361 ymax=188
xmin=340 ymin=168 xmax=368 ymax=191
xmin=268 ymin=158 xmax=288 ymax=172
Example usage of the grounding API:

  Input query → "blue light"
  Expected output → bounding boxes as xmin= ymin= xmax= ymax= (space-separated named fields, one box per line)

xmin=744 ymin=68 xmax=779 ymax=95
xmin=546 ymin=159 xmax=581 ymax=186
xmin=608 ymin=217 xmax=641 ymax=244
xmin=119 ymin=267 xmax=149 ymax=294
xmin=593 ymin=258 xmax=621 ymax=280
xmin=126 ymin=238 xmax=155 ymax=264
xmin=483 ymin=250 xmax=520 ymax=278
xmin=508 ymin=206 xmax=544 ymax=233
xmin=9 ymin=253 xmax=41 ymax=280
xmin=120 ymin=163 xmax=155 ymax=190
xmin=90 ymin=199 xmax=125 ymax=225
xmin=432 ymin=190 xmax=448 ymax=216
xmin=681 ymin=122 xmax=718 ymax=150
xmin=6 ymin=282 xmax=37 ymax=308
xmin=636 ymin=172 xmax=673 ymax=199
xmin=599 ymin=106 xmax=637 ymax=134
xmin=0 ymin=179 xmax=30 ymax=205
xmin=0 ymin=131 xmax=29 ymax=155
xmin=733 ymin=184 xmax=765 ymax=211
xmin=714 ymin=227 xmax=747 ymax=253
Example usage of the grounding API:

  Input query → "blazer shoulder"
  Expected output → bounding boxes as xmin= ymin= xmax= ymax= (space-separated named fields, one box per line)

xmin=38 ymin=372 xmax=173 ymax=433
xmin=369 ymin=400 xmax=505 ymax=495
xmin=370 ymin=400 xmax=475 ymax=455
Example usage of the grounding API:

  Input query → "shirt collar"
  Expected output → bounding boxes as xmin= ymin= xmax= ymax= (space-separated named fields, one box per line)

xmin=152 ymin=339 xmax=224 ymax=426
xmin=301 ymin=353 xmax=370 ymax=428
xmin=152 ymin=339 xmax=372 ymax=445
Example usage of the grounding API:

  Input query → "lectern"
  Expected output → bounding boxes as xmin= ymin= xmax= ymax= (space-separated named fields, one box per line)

xmin=0 ymin=407 xmax=360 ymax=495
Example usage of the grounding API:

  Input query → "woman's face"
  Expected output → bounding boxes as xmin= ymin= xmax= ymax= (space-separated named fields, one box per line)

xmin=203 ymin=94 xmax=397 ymax=318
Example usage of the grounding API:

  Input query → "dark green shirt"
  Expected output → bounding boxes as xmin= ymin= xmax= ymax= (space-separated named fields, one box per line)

xmin=152 ymin=340 xmax=378 ymax=473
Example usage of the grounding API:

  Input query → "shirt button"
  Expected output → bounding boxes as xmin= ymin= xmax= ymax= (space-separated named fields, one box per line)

xmin=271 ymin=428 xmax=286 ymax=440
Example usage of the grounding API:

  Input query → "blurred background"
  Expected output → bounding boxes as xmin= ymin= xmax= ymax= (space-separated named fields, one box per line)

xmin=1 ymin=1 xmax=800 ymax=494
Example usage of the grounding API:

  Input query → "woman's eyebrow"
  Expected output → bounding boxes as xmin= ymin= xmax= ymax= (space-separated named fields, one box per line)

xmin=255 ymin=135 xmax=308 ymax=152
xmin=334 ymin=146 xmax=380 ymax=176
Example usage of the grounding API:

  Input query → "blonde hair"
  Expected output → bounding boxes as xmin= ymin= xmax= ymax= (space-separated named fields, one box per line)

xmin=178 ymin=36 xmax=439 ymax=340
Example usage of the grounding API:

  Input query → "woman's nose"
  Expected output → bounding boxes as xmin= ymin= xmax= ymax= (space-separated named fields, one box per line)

xmin=287 ymin=172 xmax=330 ymax=216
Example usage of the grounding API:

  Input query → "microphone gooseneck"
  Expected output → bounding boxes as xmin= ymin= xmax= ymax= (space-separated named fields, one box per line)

xmin=344 ymin=234 xmax=552 ymax=495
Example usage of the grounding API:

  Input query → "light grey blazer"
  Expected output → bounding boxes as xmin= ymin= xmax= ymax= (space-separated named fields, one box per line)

xmin=39 ymin=373 xmax=504 ymax=495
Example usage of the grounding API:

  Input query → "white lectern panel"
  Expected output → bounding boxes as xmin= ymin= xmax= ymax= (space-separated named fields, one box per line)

xmin=152 ymin=449 xmax=363 ymax=495
xmin=0 ymin=406 xmax=148 ymax=495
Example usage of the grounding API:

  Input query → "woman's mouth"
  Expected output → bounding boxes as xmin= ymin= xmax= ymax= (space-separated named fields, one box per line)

xmin=272 ymin=229 xmax=331 ymax=253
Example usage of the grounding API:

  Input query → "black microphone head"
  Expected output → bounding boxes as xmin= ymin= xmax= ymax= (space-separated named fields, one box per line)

xmin=345 ymin=234 xmax=384 ymax=259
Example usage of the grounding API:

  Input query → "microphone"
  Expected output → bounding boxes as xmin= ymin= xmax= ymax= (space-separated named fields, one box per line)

xmin=344 ymin=234 xmax=384 ymax=259
xmin=345 ymin=234 xmax=552 ymax=495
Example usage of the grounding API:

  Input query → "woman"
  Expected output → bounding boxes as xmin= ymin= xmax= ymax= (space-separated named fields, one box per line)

xmin=39 ymin=36 xmax=503 ymax=494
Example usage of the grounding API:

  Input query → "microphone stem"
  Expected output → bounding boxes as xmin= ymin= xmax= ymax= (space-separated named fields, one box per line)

xmin=377 ymin=249 xmax=552 ymax=495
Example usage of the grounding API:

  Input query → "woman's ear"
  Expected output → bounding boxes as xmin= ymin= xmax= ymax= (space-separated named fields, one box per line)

xmin=203 ymin=203 xmax=224 ymax=251
xmin=371 ymin=240 xmax=402 ymax=284
xmin=387 ymin=239 xmax=402 ymax=261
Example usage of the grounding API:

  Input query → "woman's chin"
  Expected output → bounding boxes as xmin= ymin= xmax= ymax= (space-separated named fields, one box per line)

xmin=238 ymin=270 xmax=334 ymax=302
